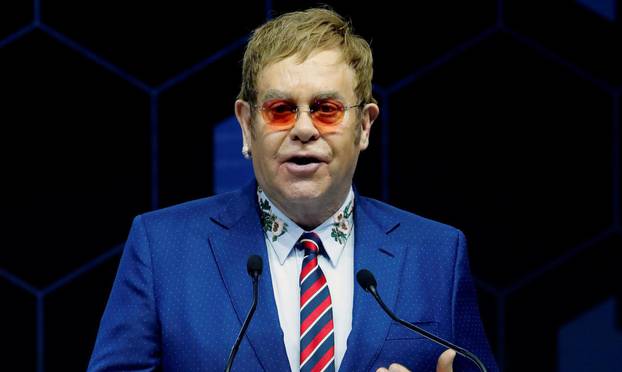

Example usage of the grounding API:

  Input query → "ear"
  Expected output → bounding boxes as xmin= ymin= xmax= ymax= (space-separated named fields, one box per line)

xmin=358 ymin=103 xmax=379 ymax=150
xmin=235 ymin=99 xmax=253 ymax=153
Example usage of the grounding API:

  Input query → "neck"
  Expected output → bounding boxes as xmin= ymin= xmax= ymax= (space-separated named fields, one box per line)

xmin=267 ymin=188 xmax=351 ymax=231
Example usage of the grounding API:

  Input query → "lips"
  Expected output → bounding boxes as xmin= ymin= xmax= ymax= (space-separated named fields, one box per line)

xmin=282 ymin=152 xmax=328 ymax=164
xmin=281 ymin=153 xmax=327 ymax=175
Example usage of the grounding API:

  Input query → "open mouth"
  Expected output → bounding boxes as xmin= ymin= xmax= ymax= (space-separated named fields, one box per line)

xmin=288 ymin=156 xmax=321 ymax=165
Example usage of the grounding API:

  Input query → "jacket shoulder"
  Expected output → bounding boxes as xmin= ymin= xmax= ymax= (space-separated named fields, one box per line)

xmin=358 ymin=196 xmax=462 ymax=242
xmin=137 ymin=189 xmax=242 ymax=232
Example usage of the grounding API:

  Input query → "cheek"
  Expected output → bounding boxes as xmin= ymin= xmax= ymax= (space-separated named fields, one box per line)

xmin=315 ymin=124 xmax=341 ymax=135
xmin=254 ymin=132 xmax=287 ymax=162
xmin=327 ymin=139 xmax=358 ymax=167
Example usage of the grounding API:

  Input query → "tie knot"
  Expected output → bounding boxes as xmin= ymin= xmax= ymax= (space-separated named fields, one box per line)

xmin=297 ymin=231 xmax=324 ymax=256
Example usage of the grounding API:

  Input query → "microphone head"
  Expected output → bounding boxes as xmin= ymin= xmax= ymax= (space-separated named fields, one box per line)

xmin=247 ymin=255 xmax=263 ymax=277
xmin=356 ymin=269 xmax=377 ymax=292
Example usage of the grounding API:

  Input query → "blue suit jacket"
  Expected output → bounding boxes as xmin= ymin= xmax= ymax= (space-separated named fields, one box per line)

xmin=88 ymin=182 xmax=498 ymax=371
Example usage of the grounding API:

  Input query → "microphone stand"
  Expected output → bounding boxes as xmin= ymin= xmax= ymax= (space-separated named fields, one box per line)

xmin=358 ymin=269 xmax=488 ymax=372
xmin=225 ymin=261 xmax=260 ymax=372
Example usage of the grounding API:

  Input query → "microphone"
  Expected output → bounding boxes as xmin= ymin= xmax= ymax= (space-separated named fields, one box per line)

xmin=225 ymin=255 xmax=263 ymax=372
xmin=356 ymin=269 xmax=488 ymax=372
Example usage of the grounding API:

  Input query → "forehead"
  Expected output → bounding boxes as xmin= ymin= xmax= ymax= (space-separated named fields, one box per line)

xmin=256 ymin=49 xmax=356 ymax=101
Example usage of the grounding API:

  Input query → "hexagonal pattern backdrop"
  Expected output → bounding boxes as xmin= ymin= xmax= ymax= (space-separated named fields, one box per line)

xmin=0 ymin=1 xmax=620 ymax=371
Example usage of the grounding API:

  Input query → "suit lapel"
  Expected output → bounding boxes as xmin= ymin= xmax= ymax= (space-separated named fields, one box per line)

xmin=208 ymin=183 xmax=290 ymax=371
xmin=339 ymin=196 xmax=405 ymax=372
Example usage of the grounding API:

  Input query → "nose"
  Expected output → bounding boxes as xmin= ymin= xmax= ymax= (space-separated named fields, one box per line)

xmin=289 ymin=109 xmax=320 ymax=143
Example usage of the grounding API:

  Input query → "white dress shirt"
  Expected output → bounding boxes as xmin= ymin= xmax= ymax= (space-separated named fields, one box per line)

xmin=258 ymin=187 xmax=355 ymax=372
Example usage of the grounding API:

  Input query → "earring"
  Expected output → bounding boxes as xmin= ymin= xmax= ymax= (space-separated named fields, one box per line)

xmin=242 ymin=146 xmax=251 ymax=159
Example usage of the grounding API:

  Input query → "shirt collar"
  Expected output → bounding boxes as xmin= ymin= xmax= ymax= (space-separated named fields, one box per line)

xmin=257 ymin=186 xmax=355 ymax=267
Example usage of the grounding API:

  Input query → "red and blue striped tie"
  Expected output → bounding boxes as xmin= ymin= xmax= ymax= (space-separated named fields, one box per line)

xmin=298 ymin=232 xmax=335 ymax=372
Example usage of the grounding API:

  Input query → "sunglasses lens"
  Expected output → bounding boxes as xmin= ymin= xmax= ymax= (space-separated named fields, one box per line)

xmin=311 ymin=99 xmax=345 ymax=125
xmin=262 ymin=100 xmax=296 ymax=126
xmin=260 ymin=99 xmax=348 ymax=127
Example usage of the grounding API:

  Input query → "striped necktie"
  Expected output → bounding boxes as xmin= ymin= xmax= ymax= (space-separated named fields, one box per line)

xmin=297 ymin=232 xmax=335 ymax=372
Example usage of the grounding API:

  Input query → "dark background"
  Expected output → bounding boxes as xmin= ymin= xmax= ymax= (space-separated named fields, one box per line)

xmin=1 ymin=1 xmax=621 ymax=371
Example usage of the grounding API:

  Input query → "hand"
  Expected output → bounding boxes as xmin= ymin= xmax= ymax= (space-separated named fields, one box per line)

xmin=436 ymin=349 xmax=456 ymax=372
xmin=376 ymin=349 xmax=456 ymax=372
xmin=376 ymin=363 xmax=410 ymax=372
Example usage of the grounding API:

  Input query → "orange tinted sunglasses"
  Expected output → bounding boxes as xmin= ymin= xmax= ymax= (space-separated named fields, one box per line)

xmin=256 ymin=98 xmax=362 ymax=128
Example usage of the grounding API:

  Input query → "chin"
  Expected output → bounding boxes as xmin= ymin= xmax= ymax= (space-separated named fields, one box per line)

xmin=279 ymin=180 xmax=327 ymax=203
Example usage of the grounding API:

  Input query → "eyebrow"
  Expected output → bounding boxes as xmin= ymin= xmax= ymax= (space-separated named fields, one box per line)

xmin=261 ymin=90 xmax=292 ymax=102
xmin=314 ymin=91 xmax=346 ymax=101
xmin=260 ymin=90 xmax=346 ymax=103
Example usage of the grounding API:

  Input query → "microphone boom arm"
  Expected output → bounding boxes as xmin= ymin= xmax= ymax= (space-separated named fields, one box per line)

xmin=367 ymin=285 xmax=488 ymax=372
xmin=224 ymin=272 xmax=259 ymax=372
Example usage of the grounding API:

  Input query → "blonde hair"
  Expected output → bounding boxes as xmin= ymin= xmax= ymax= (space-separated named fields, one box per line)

xmin=238 ymin=8 xmax=376 ymax=106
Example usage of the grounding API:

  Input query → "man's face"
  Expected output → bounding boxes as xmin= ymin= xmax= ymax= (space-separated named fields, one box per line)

xmin=236 ymin=49 xmax=378 ymax=209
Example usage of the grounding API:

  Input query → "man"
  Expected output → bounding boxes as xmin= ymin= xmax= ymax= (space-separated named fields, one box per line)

xmin=88 ymin=8 xmax=498 ymax=372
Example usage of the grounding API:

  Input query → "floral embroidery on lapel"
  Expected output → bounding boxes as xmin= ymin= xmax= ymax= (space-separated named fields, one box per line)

xmin=258 ymin=193 xmax=288 ymax=242
xmin=330 ymin=198 xmax=353 ymax=244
